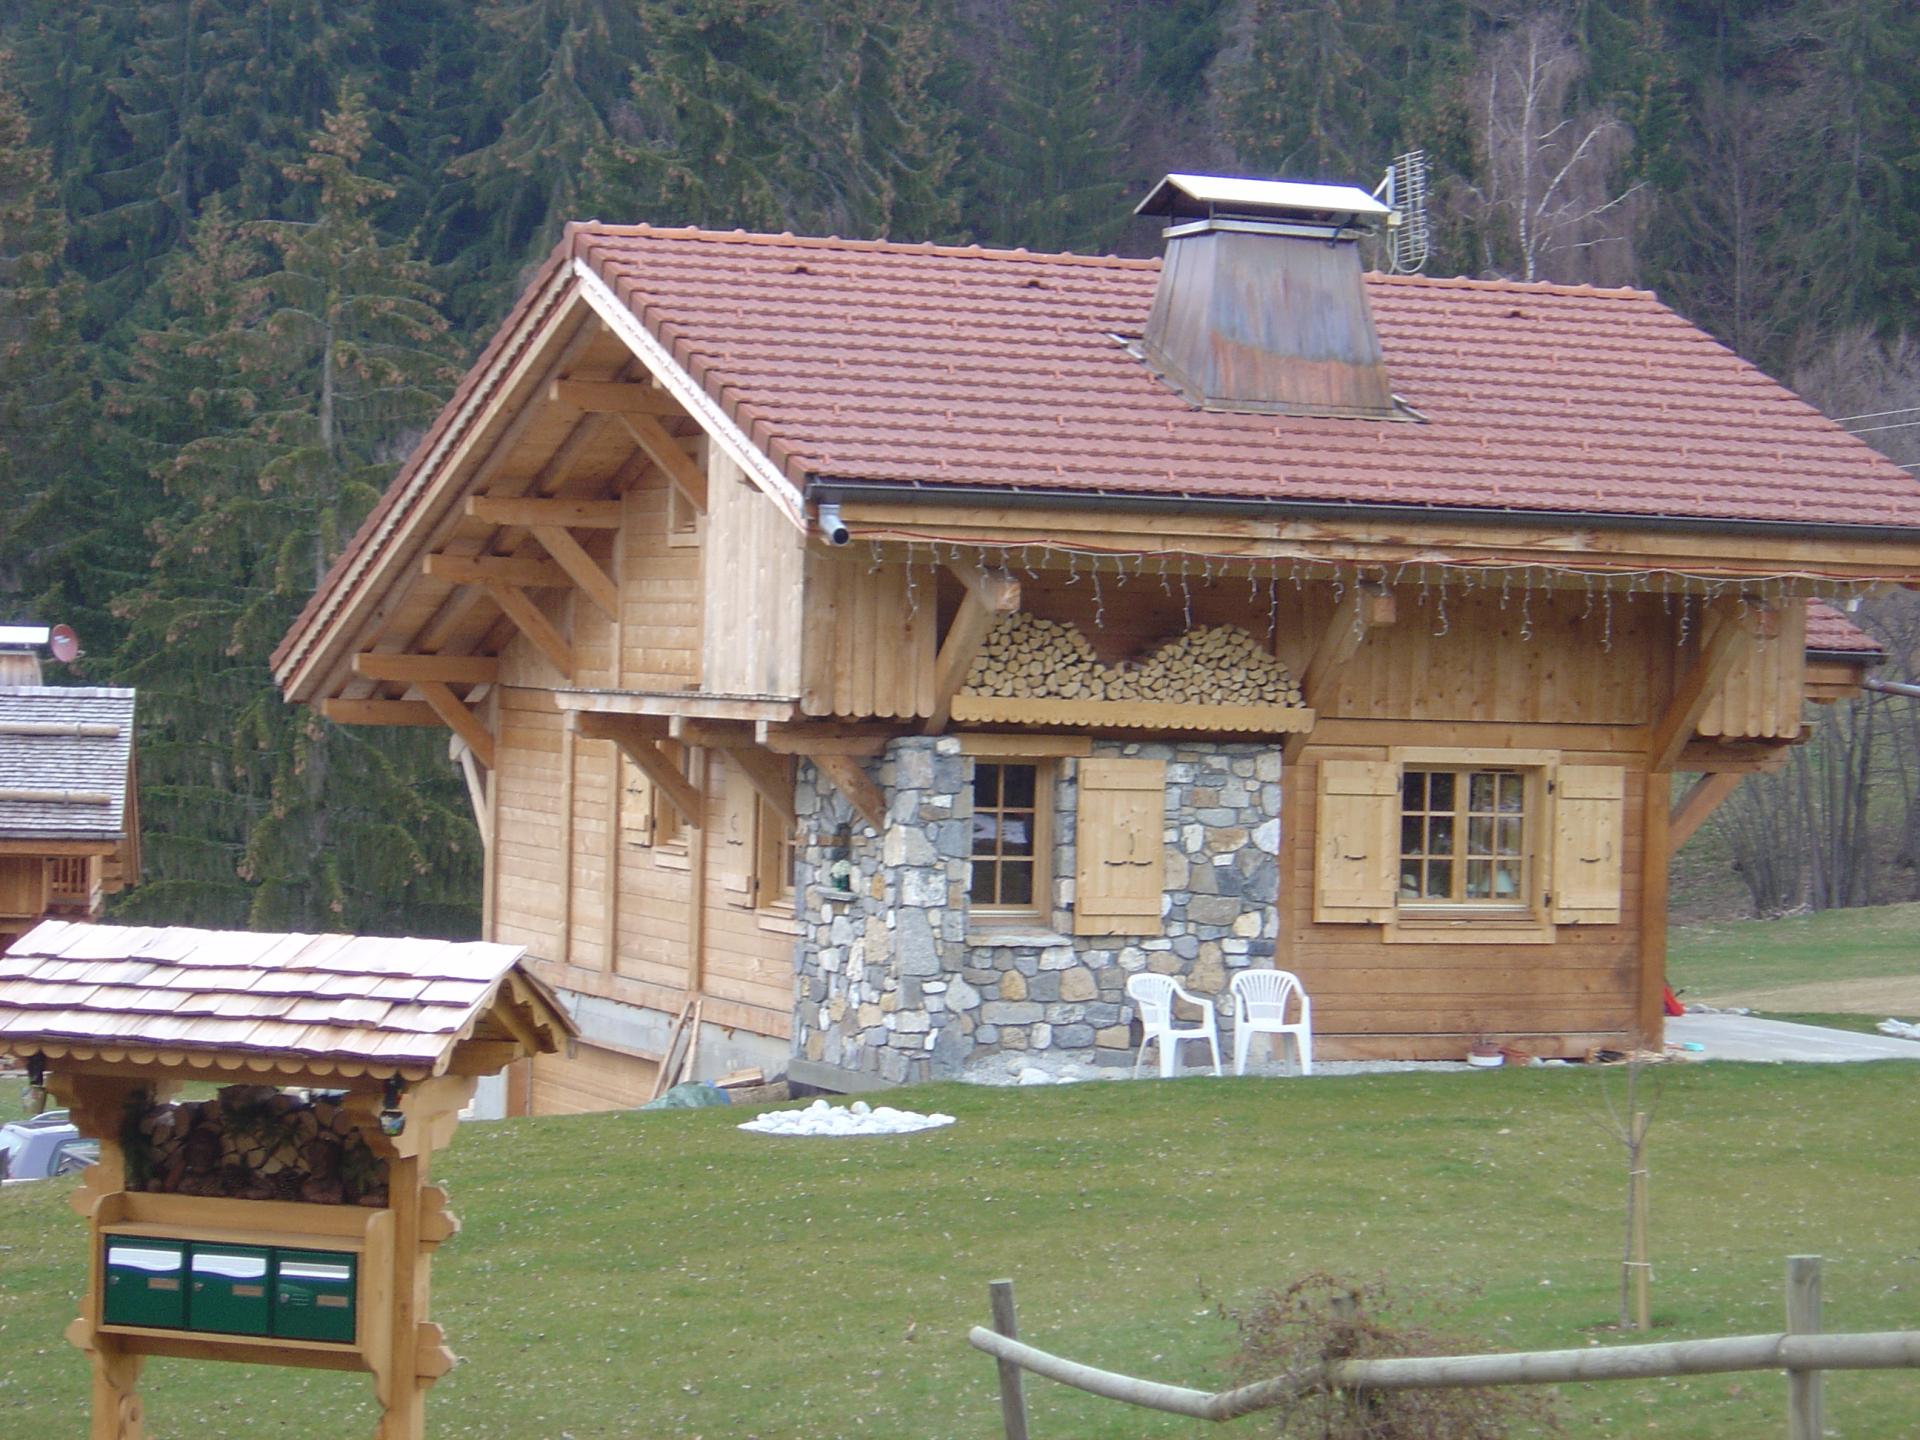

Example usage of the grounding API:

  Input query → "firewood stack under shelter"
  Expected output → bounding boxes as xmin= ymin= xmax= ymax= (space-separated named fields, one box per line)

xmin=963 ymin=617 xmax=1302 ymax=706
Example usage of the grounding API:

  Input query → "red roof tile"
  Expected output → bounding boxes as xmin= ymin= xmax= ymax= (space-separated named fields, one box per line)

xmin=573 ymin=226 xmax=1920 ymax=527
xmin=1804 ymin=599 xmax=1883 ymax=657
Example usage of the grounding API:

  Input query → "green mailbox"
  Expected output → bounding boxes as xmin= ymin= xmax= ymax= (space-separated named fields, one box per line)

xmin=273 ymin=1250 xmax=357 ymax=1343
xmin=102 ymin=1240 xmax=187 ymax=1329
xmin=188 ymin=1244 xmax=273 ymax=1336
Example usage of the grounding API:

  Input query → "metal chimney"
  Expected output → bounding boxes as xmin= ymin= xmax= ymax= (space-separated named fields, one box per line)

xmin=1133 ymin=174 xmax=1403 ymax=419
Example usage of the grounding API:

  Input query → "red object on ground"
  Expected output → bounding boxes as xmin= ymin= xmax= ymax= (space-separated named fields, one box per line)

xmin=1663 ymin=985 xmax=1685 ymax=1017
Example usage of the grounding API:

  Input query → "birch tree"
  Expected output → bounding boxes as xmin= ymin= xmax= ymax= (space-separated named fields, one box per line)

xmin=1457 ymin=8 xmax=1645 ymax=284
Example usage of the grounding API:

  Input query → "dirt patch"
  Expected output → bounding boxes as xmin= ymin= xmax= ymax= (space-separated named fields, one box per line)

xmin=1697 ymin=975 xmax=1920 ymax=1016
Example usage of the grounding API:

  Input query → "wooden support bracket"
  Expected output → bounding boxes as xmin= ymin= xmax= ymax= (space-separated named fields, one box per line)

xmin=616 ymin=412 xmax=708 ymax=513
xmin=573 ymin=712 xmax=700 ymax=827
xmin=485 ymin=582 xmax=574 ymax=677
xmin=1668 ymin=772 xmax=1742 ymax=858
xmin=924 ymin=566 xmax=1022 ymax=736
xmin=1284 ymin=581 xmax=1396 ymax=761
xmin=353 ymin=653 xmax=500 ymax=685
xmin=811 ymin=752 xmax=886 ymax=833
xmin=757 ymin=725 xmax=892 ymax=757
xmin=531 ymin=524 xmax=619 ymax=621
xmin=415 ymin=681 xmax=495 ymax=770
xmin=465 ymin=496 xmax=623 ymax=529
xmin=670 ymin=719 xmax=796 ymax=827
xmin=1649 ymin=601 xmax=1773 ymax=773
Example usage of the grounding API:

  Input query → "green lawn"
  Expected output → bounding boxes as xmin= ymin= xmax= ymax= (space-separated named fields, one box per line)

xmin=5 ymin=1066 xmax=1920 ymax=1439
xmin=1668 ymin=901 xmax=1920 ymax=997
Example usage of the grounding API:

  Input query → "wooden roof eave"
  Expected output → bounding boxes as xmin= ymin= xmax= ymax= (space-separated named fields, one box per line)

xmin=831 ymin=497 xmax=1920 ymax=586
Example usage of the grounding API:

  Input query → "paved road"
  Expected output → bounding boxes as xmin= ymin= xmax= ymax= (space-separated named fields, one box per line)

xmin=1667 ymin=1012 xmax=1920 ymax=1063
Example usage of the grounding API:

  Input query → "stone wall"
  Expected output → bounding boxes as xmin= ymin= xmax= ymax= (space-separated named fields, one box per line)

xmin=792 ymin=737 xmax=1281 ymax=1082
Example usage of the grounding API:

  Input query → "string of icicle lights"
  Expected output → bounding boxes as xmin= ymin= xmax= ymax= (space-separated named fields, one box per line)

xmin=868 ymin=536 xmax=1878 ymax=652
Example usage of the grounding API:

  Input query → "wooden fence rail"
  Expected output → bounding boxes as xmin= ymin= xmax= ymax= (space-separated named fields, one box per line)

xmin=969 ymin=1258 xmax=1920 ymax=1438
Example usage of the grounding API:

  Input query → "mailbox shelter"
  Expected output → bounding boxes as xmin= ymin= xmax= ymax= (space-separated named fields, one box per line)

xmin=0 ymin=920 xmax=574 ymax=1440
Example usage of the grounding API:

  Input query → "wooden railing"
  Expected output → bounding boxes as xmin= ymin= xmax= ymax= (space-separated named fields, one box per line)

xmin=970 ymin=1258 xmax=1920 ymax=1440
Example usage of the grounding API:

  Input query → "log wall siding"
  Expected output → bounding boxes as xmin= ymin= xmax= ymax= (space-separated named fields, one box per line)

xmin=1696 ymin=598 xmax=1806 ymax=739
xmin=799 ymin=550 xmax=936 ymax=717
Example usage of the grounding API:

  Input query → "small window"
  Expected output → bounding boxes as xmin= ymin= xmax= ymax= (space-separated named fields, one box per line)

xmin=1399 ymin=767 xmax=1529 ymax=905
xmin=970 ymin=761 xmax=1048 ymax=913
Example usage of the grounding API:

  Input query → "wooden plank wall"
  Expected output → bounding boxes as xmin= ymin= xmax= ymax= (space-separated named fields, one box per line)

xmin=484 ymin=455 xmax=797 ymax=1107
xmin=702 ymin=452 xmax=805 ymax=696
xmin=1697 ymin=599 xmax=1806 ymax=739
xmin=799 ymin=551 xmax=936 ymax=717
xmin=528 ymin=1041 xmax=660 ymax=1115
xmin=1282 ymin=741 xmax=1644 ymax=1056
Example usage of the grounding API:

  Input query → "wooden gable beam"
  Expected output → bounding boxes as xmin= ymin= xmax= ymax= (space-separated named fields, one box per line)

xmin=415 ymin=681 xmax=496 ymax=770
xmin=530 ymin=524 xmax=619 ymax=621
xmin=1284 ymin=581 xmax=1396 ymax=760
xmin=424 ymin=553 xmax=570 ymax=588
xmin=548 ymin=378 xmax=682 ymax=416
xmin=1668 ymin=772 xmax=1742 ymax=859
xmin=486 ymin=582 xmax=574 ymax=676
xmin=572 ymin=712 xmax=701 ymax=827
xmin=616 ymin=412 xmax=707 ymax=513
xmin=924 ymin=565 xmax=1021 ymax=736
xmin=322 ymin=698 xmax=442 ymax=727
xmin=810 ymin=752 xmax=886 ymax=833
xmin=757 ymin=724 xmax=892 ymax=756
xmin=465 ymin=496 xmax=623 ymax=529
xmin=1649 ymin=602 xmax=1776 ymax=773
xmin=352 ymin=654 xmax=500 ymax=685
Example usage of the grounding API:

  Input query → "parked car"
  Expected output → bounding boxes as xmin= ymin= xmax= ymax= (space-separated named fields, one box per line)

xmin=0 ymin=1110 xmax=97 ymax=1184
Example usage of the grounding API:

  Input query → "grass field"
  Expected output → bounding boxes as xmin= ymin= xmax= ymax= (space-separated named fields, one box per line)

xmin=1668 ymin=901 xmax=1920 ymax=1003
xmin=5 ymin=1064 xmax=1920 ymax=1439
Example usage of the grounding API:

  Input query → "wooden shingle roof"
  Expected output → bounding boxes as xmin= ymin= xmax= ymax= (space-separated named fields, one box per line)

xmin=0 ymin=921 xmax=574 ymax=1079
xmin=0 ymin=687 xmax=135 ymax=842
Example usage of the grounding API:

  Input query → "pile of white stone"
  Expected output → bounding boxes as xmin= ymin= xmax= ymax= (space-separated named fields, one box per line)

xmin=738 ymin=1098 xmax=955 ymax=1138
xmin=1878 ymin=1018 xmax=1920 ymax=1041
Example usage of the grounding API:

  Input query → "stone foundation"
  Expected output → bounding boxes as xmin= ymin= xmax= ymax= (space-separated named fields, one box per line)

xmin=793 ymin=736 xmax=1281 ymax=1082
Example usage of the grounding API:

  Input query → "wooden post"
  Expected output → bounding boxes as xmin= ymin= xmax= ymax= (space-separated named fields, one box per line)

xmin=988 ymin=1280 xmax=1031 ymax=1440
xmin=1786 ymin=1255 xmax=1823 ymax=1440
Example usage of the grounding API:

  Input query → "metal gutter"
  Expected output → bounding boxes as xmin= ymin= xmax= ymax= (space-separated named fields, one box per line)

xmin=807 ymin=478 xmax=1920 ymax=546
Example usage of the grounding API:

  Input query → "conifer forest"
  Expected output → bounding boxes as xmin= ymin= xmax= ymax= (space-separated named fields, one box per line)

xmin=1 ymin=1 xmax=1917 ymax=936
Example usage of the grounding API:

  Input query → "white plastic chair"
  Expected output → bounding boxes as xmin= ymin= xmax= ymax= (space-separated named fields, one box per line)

xmin=1229 ymin=969 xmax=1313 ymax=1076
xmin=1126 ymin=973 xmax=1222 ymax=1078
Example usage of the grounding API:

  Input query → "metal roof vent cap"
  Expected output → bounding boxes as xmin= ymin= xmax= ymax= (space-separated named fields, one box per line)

xmin=1133 ymin=174 xmax=1406 ymax=420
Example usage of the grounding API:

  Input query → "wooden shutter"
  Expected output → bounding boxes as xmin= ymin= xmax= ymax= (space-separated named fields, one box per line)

xmin=1074 ymin=758 xmax=1166 ymax=936
xmin=1552 ymin=765 xmax=1625 ymax=925
xmin=618 ymin=754 xmax=655 ymax=847
xmin=1314 ymin=759 xmax=1398 ymax=923
xmin=719 ymin=755 xmax=756 ymax=900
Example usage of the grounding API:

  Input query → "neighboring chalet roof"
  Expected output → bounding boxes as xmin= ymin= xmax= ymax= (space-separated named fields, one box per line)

xmin=273 ymin=224 xmax=1920 ymax=687
xmin=0 ymin=920 xmax=576 ymax=1080
xmin=1804 ymin=599 xmax=1886 ymax=663
xmin=0 ymin=687 xmax=135 ymax=842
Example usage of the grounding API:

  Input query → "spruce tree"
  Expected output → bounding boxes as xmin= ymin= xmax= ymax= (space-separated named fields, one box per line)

xmin=111 ymin=97 xmax=479 ymax=935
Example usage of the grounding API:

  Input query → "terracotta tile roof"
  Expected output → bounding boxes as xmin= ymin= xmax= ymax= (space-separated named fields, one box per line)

xmin=1804 ymin=599 xmax=1884 ymax=658
xmin=572 ymin=226 xmax=1920 ymax=527
xmin=0 ymin=687 xmax=135 ymax=842
xmin=0 ymin=921 xmax=574 ymax=1078
xmin=274 ymin=224 xmax=1920 ymax=686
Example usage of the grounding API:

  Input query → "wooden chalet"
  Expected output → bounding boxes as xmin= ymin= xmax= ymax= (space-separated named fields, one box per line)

xmin=0 ymin=633 xmax=138 ymax=950
xmin=272 ymin=175 xmax=1920 ymax=1108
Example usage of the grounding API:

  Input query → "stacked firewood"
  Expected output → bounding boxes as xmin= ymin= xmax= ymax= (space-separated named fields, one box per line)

xmin=963 ymin=616 xmax=1301 ymax=706
xmin=129 ymin=1086 xmax=390 ymax=1206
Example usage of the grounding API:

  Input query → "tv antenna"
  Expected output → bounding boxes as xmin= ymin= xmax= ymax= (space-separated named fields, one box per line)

xmin=1374 ymin=149 xmax=1431 ymax=274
